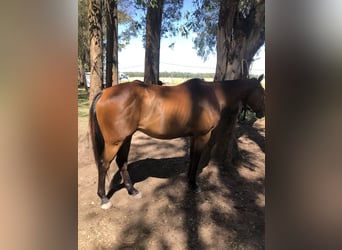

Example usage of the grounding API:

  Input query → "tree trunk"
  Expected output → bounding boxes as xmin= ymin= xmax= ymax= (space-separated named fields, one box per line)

xmin=105 ymin=0 xmax=119 ymax=87
xmin=209 ymin=107 xmax=240 ymax=165
xmin=88 ymin=0 xmax=103 ymax=103
xmin=144 ymin=0 xmax=164 ymax=84
xmin=211 ymin=0 xmax=265 ymax=166
xmin=79 ymin=63 xmax=86 ymax=86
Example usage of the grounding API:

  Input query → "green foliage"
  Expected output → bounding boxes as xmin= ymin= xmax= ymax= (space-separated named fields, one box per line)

xmin=185 ymin=0 xmax=261 ymax=61
xmin=120 ymin=0 xmax=184 ymax=47
xmin=78 ymin=0 xmax=90 ymax=70
xmin=119 ymin=20 xmax=143 ymax=49
xmin=78 ymin=0 xmax=136 ymax=67
xmin=183 ymin=0 xmax=219 ymax=61
xmin=117 ymin=1 xmax=134 ymax=24
xmin=161 ymin=0 xmax=183 ymax=38
xmin=102 ymin=0 xmax=136 ymax=50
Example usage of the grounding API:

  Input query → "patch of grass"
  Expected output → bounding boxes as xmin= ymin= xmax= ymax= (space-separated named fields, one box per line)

xmin=78 ymin=86 xmax=89 ymax=104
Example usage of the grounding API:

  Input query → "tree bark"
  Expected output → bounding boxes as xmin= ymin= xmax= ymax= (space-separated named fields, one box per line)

xmin=78 ymin=0 xmax=90 ymax=85
xmin=211 ymin=0 xmax=265 ymax=166
xmin=88 ymin=0 xmax=103 ymax=103
xmin=105 ymin=0 xmax=119 ymax=87
xmin=144 ymin=0 xmax=164 ymax=84
xmin=78 ymin=63 xmax=86 ymax=86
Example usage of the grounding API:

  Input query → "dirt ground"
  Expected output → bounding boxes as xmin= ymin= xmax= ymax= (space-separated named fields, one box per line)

xmin=78 ymin=118 xmax=265 ymax=250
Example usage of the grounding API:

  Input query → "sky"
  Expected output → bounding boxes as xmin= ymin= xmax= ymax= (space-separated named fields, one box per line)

xmin=118 ymin=36 xmax=265 ymax=75
xmin=117 ymin=0 xmax=265 ymax=76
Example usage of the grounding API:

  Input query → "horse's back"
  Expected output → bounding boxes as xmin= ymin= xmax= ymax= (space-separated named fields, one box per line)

xmin=95 ymin=79 xmax=223 ymax=140
xmin=138 ymin=78 xmax=221 ymax=138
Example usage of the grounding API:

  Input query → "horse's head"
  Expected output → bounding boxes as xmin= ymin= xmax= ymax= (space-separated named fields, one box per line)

xmin=244 ymin=75 xmax=265 ymax=118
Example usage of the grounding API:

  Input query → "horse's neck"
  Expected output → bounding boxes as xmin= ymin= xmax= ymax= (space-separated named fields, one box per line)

xmin=217 ymin=81 xmax=254 ymax=111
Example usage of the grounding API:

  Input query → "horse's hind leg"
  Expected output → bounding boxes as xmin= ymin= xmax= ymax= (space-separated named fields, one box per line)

xmin=98 ymin=142 xmax=123 ymax=209
xmin=116 ymin=135 xmax=140 ymax=196
xmin=97 ymin=160 xmax=112 ymax=209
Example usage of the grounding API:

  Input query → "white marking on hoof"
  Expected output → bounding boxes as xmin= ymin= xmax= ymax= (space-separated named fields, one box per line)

xmin=133 ymin=192 xmax=142 ymax=199
xmin=100 ymin=201 xmax=113 ymax=210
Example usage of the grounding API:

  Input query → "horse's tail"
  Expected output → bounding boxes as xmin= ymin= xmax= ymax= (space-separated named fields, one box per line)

xmin=89 ymin=91 xmax=104 ymax=167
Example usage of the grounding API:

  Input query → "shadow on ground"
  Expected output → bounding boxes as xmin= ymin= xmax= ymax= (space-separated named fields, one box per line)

xmin=109 ymin=122 xmax=263 ymax=249
xmin=78 ymin=121 xmax=265 ymax=249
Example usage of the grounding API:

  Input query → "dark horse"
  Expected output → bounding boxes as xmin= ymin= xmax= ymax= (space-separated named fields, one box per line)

xmin=89 ymin=76 xmax=265 ymax=209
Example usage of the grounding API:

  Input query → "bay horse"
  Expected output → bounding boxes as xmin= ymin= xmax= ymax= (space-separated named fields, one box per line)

xmin=89 ymin=75 xmax=265 ymax=209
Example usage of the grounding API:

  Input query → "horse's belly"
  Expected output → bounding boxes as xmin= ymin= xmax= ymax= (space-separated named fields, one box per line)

xmin=138 ymin=118 xmax=191 ymax=139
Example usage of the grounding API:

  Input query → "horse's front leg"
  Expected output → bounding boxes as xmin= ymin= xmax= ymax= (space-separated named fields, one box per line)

xmin=119 ymin=162 xmax=139 ymax=196
xmin=188 ymin=133 xmax=211 ymax=193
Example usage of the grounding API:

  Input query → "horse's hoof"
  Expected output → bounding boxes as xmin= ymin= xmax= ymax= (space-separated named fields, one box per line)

xmin=189 ymin=185 xmax=202 ymax=193
xmin=133 ymin=191 xmax=142 ymax=199
xmin=100 ymin=199 xmax=113 ymax=210
xmin=128 ymin=188 xmax=139 ymax=195
xmin=192 ymin=186 xmax=202 ymax=193
xmin=129 ymin=189 xmax=142 ymax=199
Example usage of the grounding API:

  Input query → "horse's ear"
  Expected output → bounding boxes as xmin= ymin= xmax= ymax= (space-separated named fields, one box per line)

xmin=257 ymin=74 xmax=264 ymax=82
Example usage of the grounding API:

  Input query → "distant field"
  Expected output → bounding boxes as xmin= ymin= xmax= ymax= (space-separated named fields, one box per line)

xmin=120 ymin=77 xmax=192 ymax=86
xmin=121 ymin=77 xmax=265 ymax=87
xmin=121 ymin=77 xmax=214 ymax=86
